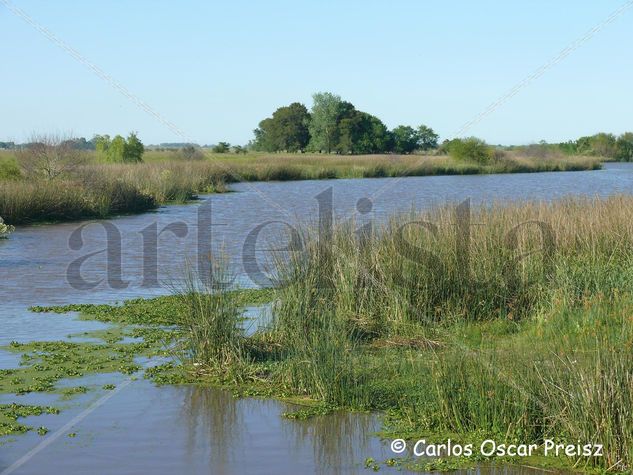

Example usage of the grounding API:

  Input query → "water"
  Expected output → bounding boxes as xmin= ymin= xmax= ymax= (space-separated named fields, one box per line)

xmin=2 ymin=163 xmax=632 ymax=473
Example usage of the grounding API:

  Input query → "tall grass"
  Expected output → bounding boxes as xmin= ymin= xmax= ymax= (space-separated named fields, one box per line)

xmin=183 ymin=196 xmax=633 ymax=471
xmin=175 ymin=261 xmax=246 ymax=380
xmin=0 ymin=176 xmax=156 ymax=224
xmin=0 ymin=150 xmax=600 ymax=225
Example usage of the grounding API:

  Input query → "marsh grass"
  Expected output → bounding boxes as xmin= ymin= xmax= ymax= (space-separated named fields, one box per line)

xmin=179 ymin=196 xmax=633 ymax=471
xmin=0 ymin=149 xmax=600 ymax=224
xmin=174 ymin=261 xmax=250 ymax=383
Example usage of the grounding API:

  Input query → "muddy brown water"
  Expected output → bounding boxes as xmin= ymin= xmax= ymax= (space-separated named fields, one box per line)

xmin=2 ymin=163 xmax=632 ymax=474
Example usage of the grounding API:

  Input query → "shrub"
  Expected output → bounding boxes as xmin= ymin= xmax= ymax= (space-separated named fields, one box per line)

xmin=445 ymin=137 xmax=500 ymax=164
xmin=0 ymin=158 xmax=21 ymax=180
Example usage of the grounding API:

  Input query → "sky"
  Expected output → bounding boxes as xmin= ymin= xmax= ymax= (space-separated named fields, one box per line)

xmin=1 ymin=0 xmax=632 ymax=146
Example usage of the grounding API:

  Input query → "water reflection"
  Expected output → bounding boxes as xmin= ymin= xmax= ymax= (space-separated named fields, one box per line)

xmin=285 ymin=410 xmax=381 ymax=474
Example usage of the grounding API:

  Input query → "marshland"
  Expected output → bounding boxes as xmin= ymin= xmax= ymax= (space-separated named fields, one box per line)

xmin=0 ymin=138 xmax=603 ymax=225
xmin=2 ymin=161 xmax=633 ymax=473
xmin=3 ymin=0 xmax=633 ymax=472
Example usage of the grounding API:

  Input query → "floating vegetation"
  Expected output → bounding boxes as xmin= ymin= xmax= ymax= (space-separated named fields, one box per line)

xmin=0 ymin=216 xmax=14 ymax=238
xmin=0 ymin=403 xmax=59 ymax=437
xmin=0 ymin=288 xmax=275 ymax=442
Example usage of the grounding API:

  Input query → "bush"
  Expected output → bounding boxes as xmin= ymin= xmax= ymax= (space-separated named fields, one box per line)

xmin=0 ymin=157 xmax=21 ymax=180
xmin=445 ymin=137 xmax=500 ymax=164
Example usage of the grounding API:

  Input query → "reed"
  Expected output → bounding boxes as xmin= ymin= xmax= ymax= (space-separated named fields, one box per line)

xmin=185 ymin=196 xmax=633 ymax=471
xmin=0 ymin=151 xmax=601 ymax=225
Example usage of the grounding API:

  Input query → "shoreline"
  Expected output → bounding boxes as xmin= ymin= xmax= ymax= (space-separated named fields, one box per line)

xmin=0 ymin=154 xmax=603 ymax=226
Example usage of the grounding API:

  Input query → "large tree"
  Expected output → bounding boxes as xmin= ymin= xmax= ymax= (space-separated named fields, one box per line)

xmin=616 ymin=132 xmax=633 ymax=161
xmin=417 ymin=125 xmax=439 ymax=150
xmin=391 ymin=124 xmax=439 ymax=153
xmin=337 ymin=110 xmax=392 ymax=154
xmin=392 ymin=125 xmax=419 ymax=154
xmin=254 ymin=102 xmax=310 ymax=152
xmin=308 ymin=92 xmax=343 ymax=153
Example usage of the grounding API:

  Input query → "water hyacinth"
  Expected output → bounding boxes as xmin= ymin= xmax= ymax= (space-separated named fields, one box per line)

xmin=0 ymin=216 xmax=14 ymax=238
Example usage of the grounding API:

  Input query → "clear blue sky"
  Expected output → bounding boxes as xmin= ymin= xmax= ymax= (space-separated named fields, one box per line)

xmin=1 ymin=0 xmax=631 ymax=145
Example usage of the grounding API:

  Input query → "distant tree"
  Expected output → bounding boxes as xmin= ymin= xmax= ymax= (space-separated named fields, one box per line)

xmin=417 ymin=125 xmax=439 ymax=150
xmin=180 ymin=145 xmax=204 ymax=160
xmin=337 ymin=110 xmax=392 ymax=154
xmin=576 ymin=133 xmax=617 ymax=157
xmin=616 ymin=132 xmax=633 ymax=161
xmin=392 ymin=125 xmax=419 ymax=154
xmin=232 ymin=145 xmax=248 ymax=154
xmin=60 ymin=137 xmax=95 ymax=150
xmin=445 ymin=137 xmax=497 ymax=164
xmin=254 ymin=102 xmax=310 ymax=152
xmin=96 ymin=132 xmax=144 ymax=163
xmin=95 ymin=134 xmax=111 ymax=159
xmin=212 ymin=142 xmax=231 ymax=153
xmin=124 ymin=132 xmax=144 ymax=163
xmin=16 ymin=133 xmax=86 ymax=179
xmin=308 ymin=92 xmax=343 ymax=153
xmin=108 ymin=135 xmax=127 ymax=162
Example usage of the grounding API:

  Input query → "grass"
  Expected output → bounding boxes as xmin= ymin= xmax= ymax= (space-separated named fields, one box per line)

xmin=0 ymin=149 xmax=601 ymax=225
xmin=166 ymin=196 xmax=633 ymax=473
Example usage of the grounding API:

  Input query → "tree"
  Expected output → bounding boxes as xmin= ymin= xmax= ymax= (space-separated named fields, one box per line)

xmin=232 ymin=145 xmax=248 ymax=154
xmin=212 ymin=142 xmax=231 ymax=153
xmin=17 ymin=133 xmax=86 ymax=179
xmin=254 ymin=102 xmax=310 ymax=152
xmin=95 ymin=134 xmax=111 ymax=159
xmin=392 ymin=125 xmax=418 ymax=154
xmin=417 ymin=125 xmax=439 ymax=150
xmin=616 ymin=132 xmax=633 ymax=161
xmin=576 ymin=133 xmax=617 ymax=157
xmin=308 ymin=92 xmax=343 ymax=153
xmin=95 ymin=133 xmax=145 ymax=163
xmin=124 ymin=132 xmax=144 ymax=163
xmin=108 ymin=135 xmax=127 ymax=162
xmin=337 ymin=110 xmax=392 ymax=154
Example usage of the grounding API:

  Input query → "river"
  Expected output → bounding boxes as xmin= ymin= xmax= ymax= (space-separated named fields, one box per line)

xmin=2 ymin=163 xmax=632 ymax=474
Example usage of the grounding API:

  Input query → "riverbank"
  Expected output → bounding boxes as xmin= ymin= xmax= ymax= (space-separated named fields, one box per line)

xmin=10 ymin=195 xmax=633 ymax=473
xmin=0 ymin=153 xmax=601 ymax=225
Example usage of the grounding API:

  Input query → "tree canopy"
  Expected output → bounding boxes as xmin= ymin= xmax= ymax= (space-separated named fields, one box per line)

xmin=95 ymin=132 xmax=144 ymax=163
xmin=253 ymin=92 xmax=439 ymax=155
xmin=254 ymin=102 xmax=310 ymax=152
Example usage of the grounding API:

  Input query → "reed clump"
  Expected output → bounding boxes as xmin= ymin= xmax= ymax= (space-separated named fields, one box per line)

xmin=184 ymin=196 xmax=633 ymax=471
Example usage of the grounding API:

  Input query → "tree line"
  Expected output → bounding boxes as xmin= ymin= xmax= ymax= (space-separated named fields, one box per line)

xmin=509 ymin=132 xmax=633 ymax=161
xmin=252 ymin=92 xmax=439 ymax=154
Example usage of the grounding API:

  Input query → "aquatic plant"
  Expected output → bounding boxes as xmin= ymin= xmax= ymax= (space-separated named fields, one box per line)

xmin=0 ymin=216 xmax=14 ymax=238
xmin=198 ymin=196 xmax=633 ymax=471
